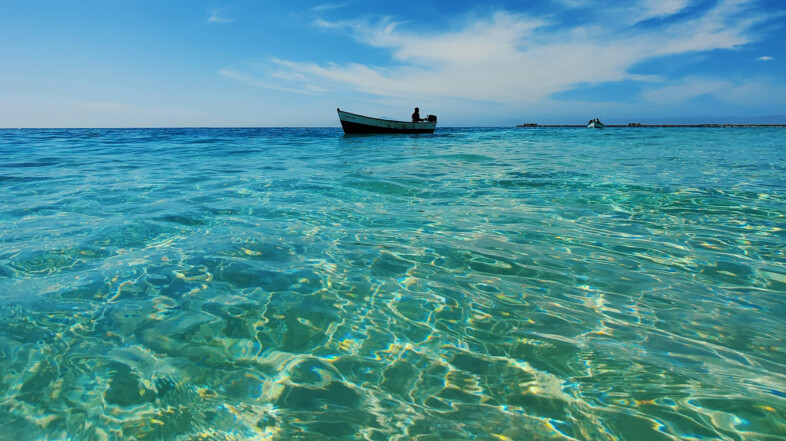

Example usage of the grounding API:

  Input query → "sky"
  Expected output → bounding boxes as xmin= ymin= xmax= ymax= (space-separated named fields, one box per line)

xmin=1 ymin=0 xmax=785 ymax=127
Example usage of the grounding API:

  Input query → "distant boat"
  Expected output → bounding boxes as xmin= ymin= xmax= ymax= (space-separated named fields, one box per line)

xmin=337 ymin=108 xmax=437 ymax=134
xmin=588 ymin=118 xmax=604 ymax=128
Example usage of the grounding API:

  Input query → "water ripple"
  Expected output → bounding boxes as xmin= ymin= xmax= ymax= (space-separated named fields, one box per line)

xmin=1 ymin=127 xmax=785 ymax=440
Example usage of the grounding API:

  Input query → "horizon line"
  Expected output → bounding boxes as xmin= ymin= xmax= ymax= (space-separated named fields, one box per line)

xmin=4 ymin=123 xmax=786 ymax=130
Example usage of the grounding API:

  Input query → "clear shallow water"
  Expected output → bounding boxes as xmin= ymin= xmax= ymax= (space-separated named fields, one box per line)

xmin=0 ymin=127 xmax=784 ymax=440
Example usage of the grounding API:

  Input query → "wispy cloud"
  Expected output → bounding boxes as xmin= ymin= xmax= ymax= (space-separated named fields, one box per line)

xmin=219 ymin=68 xmax=320 ymax=94
xmin=224 ymin=0 xmax=774 ymax=105
xmin=311 ymin=3 xmax=351 ymax=12
xmin=208 ymin=11 xmax=234 ymax=24
xmin=756 ymin=56 xmax=774 ymax=61
xmin=632 ymin=0 xmax=691 ymax=21
xmin=641 ymin=77 xmax=732 ymax=104
xmin=81 ymin=102 xmax=134 ymax=112
xmin=551 ymin=0 xmax=589 ymax=9
xmin=552 ymin=0 xmax=692 ymax=24
xmin=642 ymin=76 xmax=786 ymax=106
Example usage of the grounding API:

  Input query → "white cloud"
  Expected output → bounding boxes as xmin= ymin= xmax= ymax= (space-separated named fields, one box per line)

xmin=642 ymin=76 xmax=786 ymax=106
xmin=641 ymin=0 xmax=691 ymax=17
xmin=756 ymin=56 xmax=774 ymax=61
xmin=552 ymin=0 xmax=693 ymax=23
xmin=631 ymin=0 xmax=692 ymax=22
xmin=642 ymin=78 xmax=732 ymax=104
xmin=208 ymin=11 xmax=234 ymax=24
xmin=551 ymin=0 xmax=588 ymax=8
xmin=219 ymin=68 xmax=321 ymax=95
xmin=225 ymin=0 xmax=773 ymax=106
xmin=312 ymin=3 xmax=351 ymax=12
xmin=722 ymin=78 xmax=786 ymax=106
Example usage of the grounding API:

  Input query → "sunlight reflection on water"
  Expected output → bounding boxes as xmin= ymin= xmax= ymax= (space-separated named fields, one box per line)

xmin=0 ymin=127 xmax=784 ymax=440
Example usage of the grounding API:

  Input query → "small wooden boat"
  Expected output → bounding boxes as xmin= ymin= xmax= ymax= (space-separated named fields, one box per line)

xmin=587 ymin=118 xmax=604 ymax=128
xmin=337 ymin=108 xmax=437 ymax=134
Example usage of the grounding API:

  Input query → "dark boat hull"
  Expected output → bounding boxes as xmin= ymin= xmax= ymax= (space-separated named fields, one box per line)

xmin=337 ymin=109 xmax=436 ymax=134
xmin=339 ymin=120 xmax=436 ymax=134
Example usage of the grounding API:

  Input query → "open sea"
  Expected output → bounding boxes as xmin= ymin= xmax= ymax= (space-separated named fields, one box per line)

xmin=0 ymin=127 xmax=784 ymax=441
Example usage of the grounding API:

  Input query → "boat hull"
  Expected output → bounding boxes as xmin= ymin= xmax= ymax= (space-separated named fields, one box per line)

xmin=588 ymin=121 xmax=604 ymax=128
xmin=338 ymin=109 xmax=436 ymax=134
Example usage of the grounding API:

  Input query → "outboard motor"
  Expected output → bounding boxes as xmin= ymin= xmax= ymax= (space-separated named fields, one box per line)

xmin=426 ymin=115 xmax=437 ymax=123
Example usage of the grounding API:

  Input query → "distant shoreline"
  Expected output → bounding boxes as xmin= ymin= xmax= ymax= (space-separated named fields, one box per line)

xmin=2 ymin=124 xmax=785 ymax=130
xmin=516 ymin=123 xmax=786 ymax=128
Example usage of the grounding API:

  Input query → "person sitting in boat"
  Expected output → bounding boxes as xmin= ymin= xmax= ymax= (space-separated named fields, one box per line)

xmin=412 ymin=107 xmax=425 ymax=123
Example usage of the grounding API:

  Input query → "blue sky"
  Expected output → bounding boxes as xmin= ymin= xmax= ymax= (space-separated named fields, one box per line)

xmin=1 ymin=0 xmax=784 ymax=127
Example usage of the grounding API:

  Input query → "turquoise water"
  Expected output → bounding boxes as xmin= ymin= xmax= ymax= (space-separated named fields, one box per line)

xmin=1 ymin=127 xmax=784 ymax=440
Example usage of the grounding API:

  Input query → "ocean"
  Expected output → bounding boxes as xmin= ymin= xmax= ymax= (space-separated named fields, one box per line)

xmin=1 ymin=127 xmax=784 ymax=440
